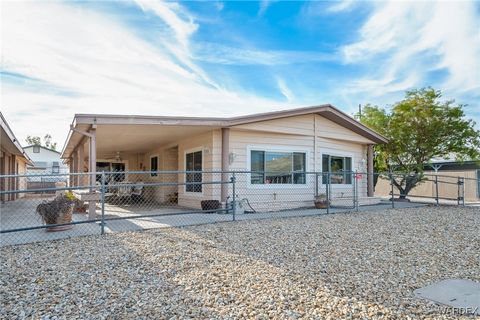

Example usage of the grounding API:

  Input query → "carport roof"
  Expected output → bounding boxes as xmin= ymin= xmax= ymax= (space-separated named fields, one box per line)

xmin=61 ymin=104 xmax=388 ymax=159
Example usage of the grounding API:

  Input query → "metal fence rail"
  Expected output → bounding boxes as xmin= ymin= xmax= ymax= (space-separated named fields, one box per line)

xmin=1 ymin=170 xmax=478 ymax=246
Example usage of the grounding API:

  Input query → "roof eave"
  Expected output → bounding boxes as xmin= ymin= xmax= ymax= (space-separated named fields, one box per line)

xmin=61 ymin=104 xmax=388 ymax=158
xmin=0 ymin=112 xmax=33 ymax=164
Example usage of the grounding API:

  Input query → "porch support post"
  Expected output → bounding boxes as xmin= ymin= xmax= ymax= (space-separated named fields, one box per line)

xmin=72 ymin=148 xmax=78 ymax=187
xmin=367 ymin=144 xmax=374 ymax=197
xmin=68 ymin=158 xmax=74 ymax=187
xmin=88 ymin=128 xmax=97 ymax=220
xmin=221 ymin=128 xmax=230 ymax=203
xmin=0 ymin=152 xmax=5 ymax=202
xmin=11 ymin=155 xmax=16 ymax=200
xmin=77 ymin=143 xmax=84 ymax=186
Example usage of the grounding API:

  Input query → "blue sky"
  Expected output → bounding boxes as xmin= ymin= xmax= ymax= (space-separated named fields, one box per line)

xmin=1 ymin=0 xmax=479 ymax=146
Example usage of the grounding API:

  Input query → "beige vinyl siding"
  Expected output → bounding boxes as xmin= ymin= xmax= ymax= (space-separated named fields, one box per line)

xmin=140 ymin=130 xmax=220 ymax=208
xmin=101 ymin=112 xmax=377 ymax=210
xmin=315 ymin=115 xmax=374 ymax=144
xmin=227 ymin=114 xmax=373 ymax=210
xmin=233 ymin=114 xmax=315 ymax=136
xmin=177 ymin=130 xmax=219 ymax=208
xmin=228 ymin=129 xmax=316 ymax=212
xmin=316 ymin=137 xmax=368 ymax=198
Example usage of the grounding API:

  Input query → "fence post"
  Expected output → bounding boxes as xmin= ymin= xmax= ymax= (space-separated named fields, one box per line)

xmin=390 ymin=173 xmax=395 ymax=209
xmin=231 ymin=172 xmax=236 ymax=222
xmin=354 ymin=171 xmax=359 ymax=212
xmin=457 ymin=177 xmax=461 ymax=206
xmin=326 ymin=172 xmax=330 ymax=214
xmin=315 ymin=173 xmax=319 ymax=197
xmin=435 ymin=175 xmax=439 ymax=206
xmin=100 ymin=171 xmax=106 ymax=235
xmin=461 ymin=177 xmax=465 ymax=207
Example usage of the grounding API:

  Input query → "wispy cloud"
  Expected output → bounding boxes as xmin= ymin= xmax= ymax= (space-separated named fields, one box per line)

xmin=276 ymin=78 xmax=294 ymax=102
xmin=192 ymin=42 xmax=336 ymax=66
xmin=342 ymin=1 xmax=480 ymax=94
xmin=326 ymin=0 xmax=355 ymax=13
xmin=258 ymin=0 xmax=272 ymax=17
xmin=1 ymin=1 xmax=288 ymax=144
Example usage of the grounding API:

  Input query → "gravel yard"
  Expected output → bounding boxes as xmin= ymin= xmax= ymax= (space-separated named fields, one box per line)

xmin=1 ymin=206 xmax=479 ymax=319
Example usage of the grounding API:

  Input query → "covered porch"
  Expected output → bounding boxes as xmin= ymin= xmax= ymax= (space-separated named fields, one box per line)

xmin=61 ymin=115 xmax=233 ymax=218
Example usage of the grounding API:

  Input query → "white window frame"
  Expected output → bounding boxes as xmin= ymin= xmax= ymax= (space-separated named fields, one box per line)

xmin=320 ymin=149 xmax=354 ymax=187
xmin=184 ymin=147 xmax=204 ymax=195
xmin=246 ymin=145 xmax=310 ymax=189
xmin=150 ymin=155 xmax=159 ymax=177
xmin=52 ymin=165 xmax=60 ymax=174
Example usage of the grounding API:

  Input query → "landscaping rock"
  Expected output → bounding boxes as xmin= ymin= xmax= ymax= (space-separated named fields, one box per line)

xmin=1 ymin=207 xmax=478 ymax=319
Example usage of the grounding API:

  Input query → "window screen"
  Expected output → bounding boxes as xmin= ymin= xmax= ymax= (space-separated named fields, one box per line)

xmin=251 ymin=150 xmax=306 ymax=184
xmin=186 ymin=151 xmax=202 ymax=192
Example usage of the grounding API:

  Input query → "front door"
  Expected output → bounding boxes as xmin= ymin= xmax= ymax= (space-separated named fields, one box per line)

xmin=111 ymin=163 xmax=126 ymax=182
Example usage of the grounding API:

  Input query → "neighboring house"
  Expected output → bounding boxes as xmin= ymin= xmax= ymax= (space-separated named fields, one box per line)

xmin=0 ymin=112 xmax=33 ymax=202
xmin=61 ymin=104 xmax=387 ymax=210
xmin=375 ymin=159 xmax=480 ymax=201
xmin=23 ymin=145 xmax=69 ymax=181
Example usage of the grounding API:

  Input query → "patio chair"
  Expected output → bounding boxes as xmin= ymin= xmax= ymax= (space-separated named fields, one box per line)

xmin=131 ymin=182 xmax=144 ymax=203
xmin=117 ymin=182 xmax=132 ymax=198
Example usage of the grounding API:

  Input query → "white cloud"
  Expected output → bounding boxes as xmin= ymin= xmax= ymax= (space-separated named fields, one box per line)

xmin=342 ymin=1 xmax=480 ymax=94
xmin=276 ymin=78 xmax=294 ymax=102
xmin=258 ymin=0 xmax=272 ymax=17
xmin=214 ymin=2 xmax=224 ymax=12
xmin=192 ymin=42 xmax=336 ymax=65
xmin=1 ymin=1 xmax=289 ymax=146
xmin=326 ymin=0 xmax=355 ymax=13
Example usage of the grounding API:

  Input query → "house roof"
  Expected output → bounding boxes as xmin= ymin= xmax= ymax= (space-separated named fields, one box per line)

xmin=0 ymin=112 xmax=33 ymax=165
xmin=61 ymin=104 xmax=388 ymax=158
xmin=24 ymin=145 xmax=61 ymax=154
xmin=425 ymin=160 xmax=480 ymax=171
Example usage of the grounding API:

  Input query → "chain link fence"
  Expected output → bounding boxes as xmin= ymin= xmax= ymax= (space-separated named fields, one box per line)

xmin=1 ymin=170 xmax=477 ymax=246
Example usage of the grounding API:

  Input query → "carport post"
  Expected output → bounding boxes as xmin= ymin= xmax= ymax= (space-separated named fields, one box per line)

xmin=69 ymin=124 xmax=97 ymax=219
xmin=221 ymin=128 xmax=230 ymax=204
xmin=88 ymin=128 xmax=97 ymax=219
xmin=435 ymin=175 xmax=439 ymax=206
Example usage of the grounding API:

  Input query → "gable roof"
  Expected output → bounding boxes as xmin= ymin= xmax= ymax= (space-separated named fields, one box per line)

xmin=62 ymin=104 xmax=388 ymax=158
xmin=24 ymin=145 xmax=61 ymax=154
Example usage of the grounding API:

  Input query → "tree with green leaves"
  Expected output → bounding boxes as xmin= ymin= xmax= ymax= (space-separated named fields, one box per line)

xmin=356 ymin=88 xmax=480 ymax=199
xmin=25 ymin=134 xmax=58 ymax=151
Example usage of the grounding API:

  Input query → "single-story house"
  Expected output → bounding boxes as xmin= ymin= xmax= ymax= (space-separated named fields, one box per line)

xmin=61 ymin=105 xmax=387 ymax=213
xmin=0 ymin=112 xmax=33 ymax=202
xmin=24 ymin=145 xmax=69 ymax=181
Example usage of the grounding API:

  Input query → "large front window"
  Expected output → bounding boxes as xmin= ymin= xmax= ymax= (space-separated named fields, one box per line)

xmin=322 ymin=154 xmax=352 ymax=184
xmin=186 ymin=151 xmax=202 ymax=192
xmin=251 ymin=150 xmax=306 ymax=184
